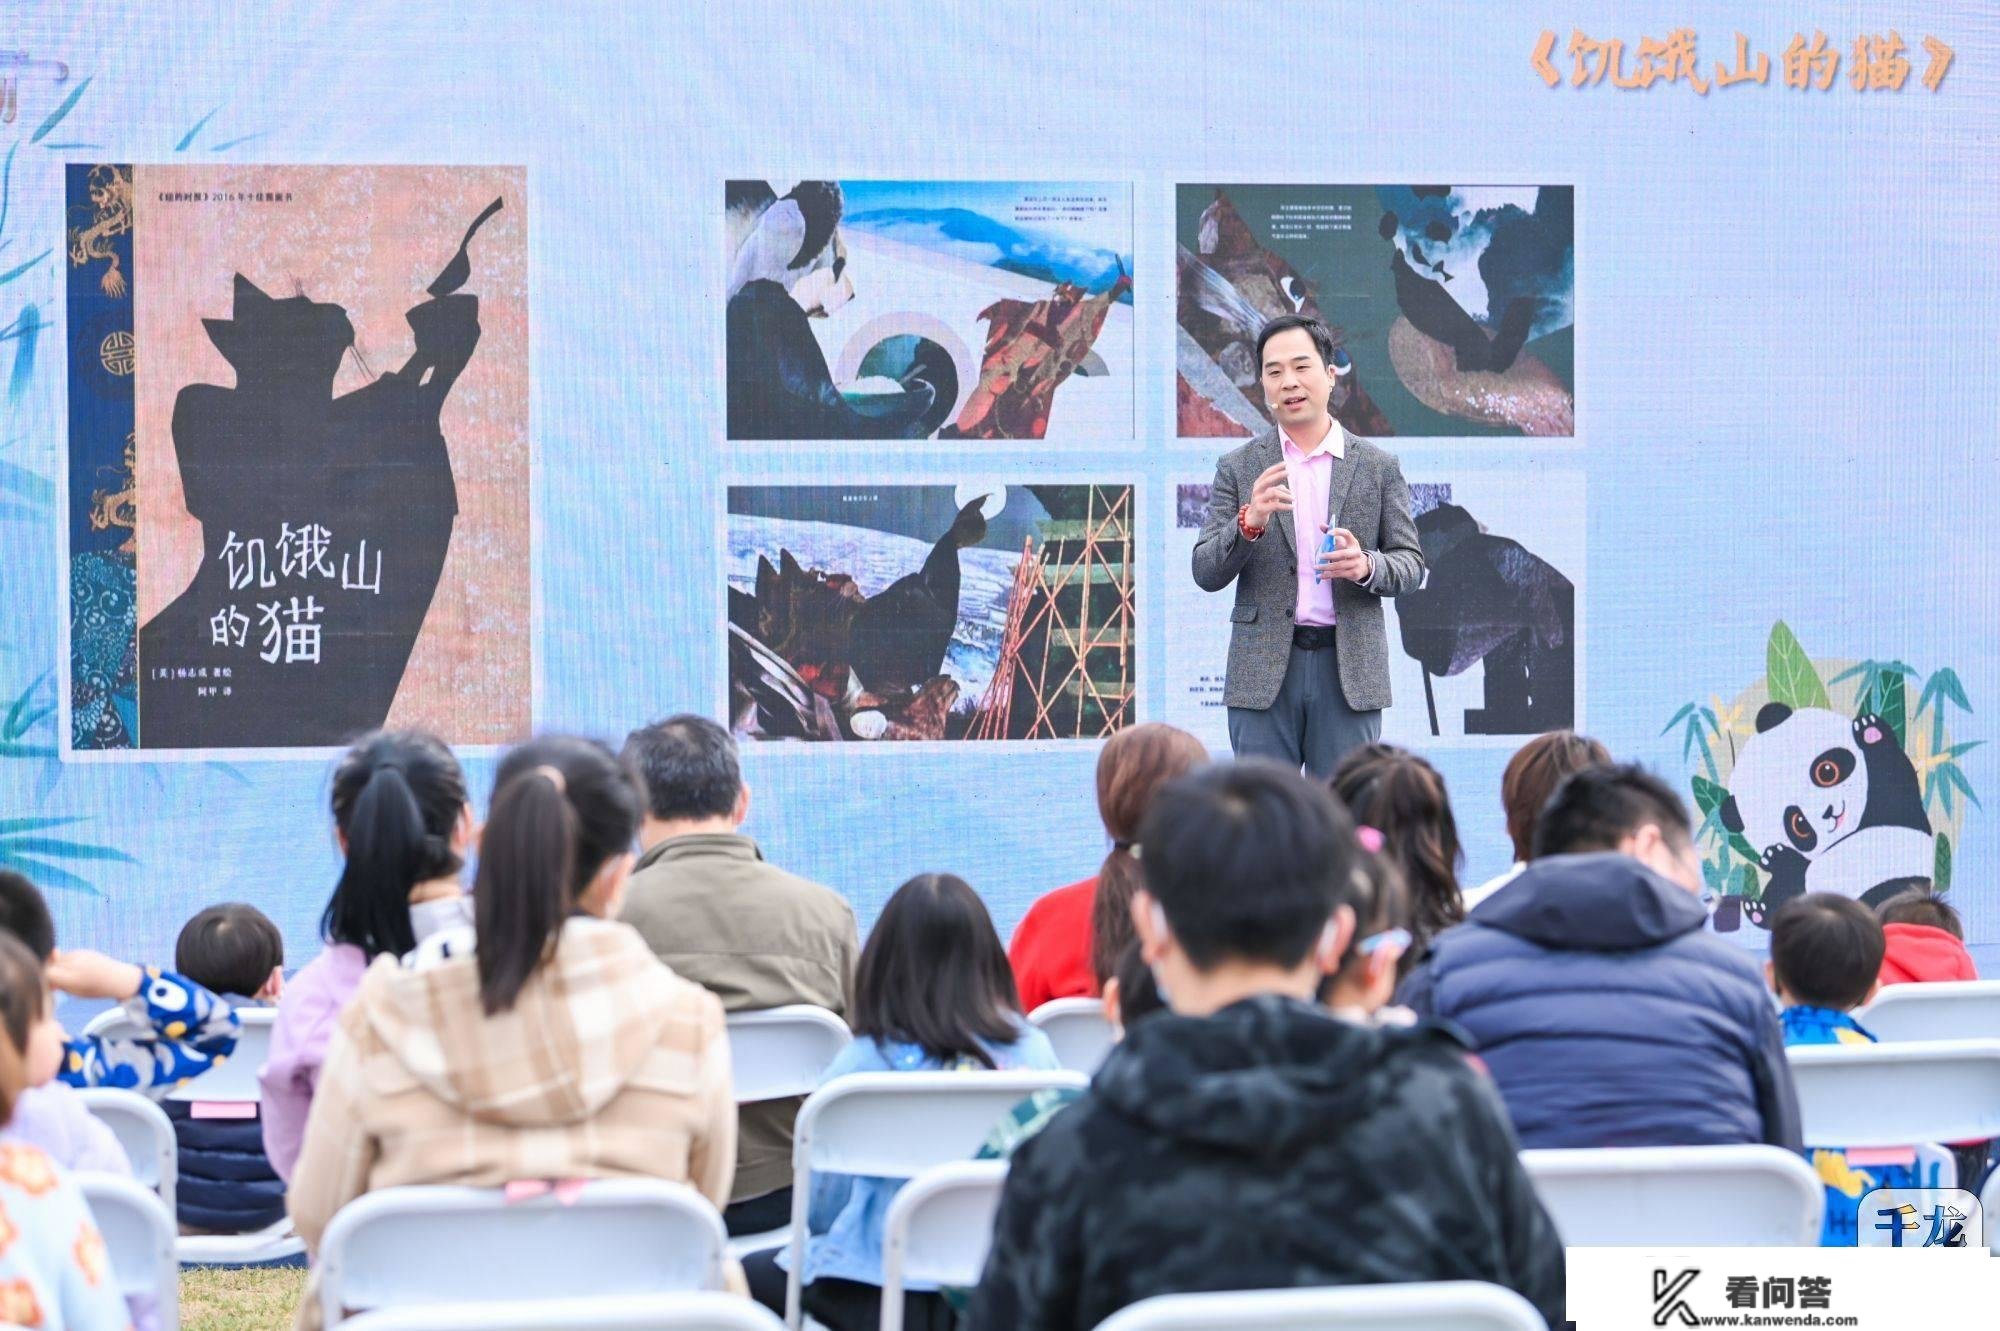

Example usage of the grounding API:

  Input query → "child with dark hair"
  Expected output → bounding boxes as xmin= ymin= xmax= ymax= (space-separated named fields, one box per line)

xmin=1876 ymin=891 xmax=1978 ymax=986
xmin=262 ymin=730 xmax=475 ymax=1181
xmin=1767 ymin=893 xmax=1923 ymax=1245
xmin=1321 ymin=827 xmax=1416 ymax=1025
xmin=744 ymin=873 xmax=1058 ymax=1331
xmin=0 ymin=870 xmax=240 ymax=1095
xmin=288 ymin=735 xmax=737 ymax=1329
xmin=1329 ymin=744 xmax=1465 ymax=968
xmin=169 ymin=904 xmax=287 ymax=1236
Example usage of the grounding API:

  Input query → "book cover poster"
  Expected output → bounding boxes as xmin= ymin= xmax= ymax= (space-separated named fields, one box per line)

xmin=1176 ymin=184 xmax=1574 ymax=439
xmin=726 ymin=180 xmax=1133 ymax=442
xmin=64 ymin=164 xmax=529 ymax=753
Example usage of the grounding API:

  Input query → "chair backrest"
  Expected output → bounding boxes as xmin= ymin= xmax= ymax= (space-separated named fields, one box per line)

xmin=339 ymin=1294 xmax=786 ymax=1331
xmin=317 ymin=1181 xmax=728 ymax=1327
xmin=1984 ymin=1164 xmax=2000 ymax=1256
xmin=83 ymin=1003 xmax=277 ymax=1102
xmin=783 ymin=1070 xmax=1085 ymax=1328
xmin=1028 ymin=998 xmax=1116 ymax=1073
xmin=1522 ymin=1145 xmax=1823 ymax=1246
xmin=1859 ymin=981 xmax=2000 ymax=1043
xmin=725 ymin=1006 xmax=851 ymax=1102
xmin=1788 ymin=1039 xmax=2000 ymax=1146
xmin=77 ymin=1087 xmax=177 ymax=1212
xmin=880 ymin=1160 xmax=1009 ymax=1331
xmin=1093 ymin=1282 xmax=1548 ymax=1331
xmin=77 ymin=1171 xmax=181 ymax=1331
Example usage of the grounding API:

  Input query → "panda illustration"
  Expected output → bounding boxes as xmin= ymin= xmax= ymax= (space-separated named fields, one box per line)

xmin=1719 ymin=702 xmax=1934 ymax=927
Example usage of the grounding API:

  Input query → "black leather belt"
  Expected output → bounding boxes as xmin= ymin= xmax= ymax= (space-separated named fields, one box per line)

xmin=1292 ymin=624 xmax=1336 ymax=651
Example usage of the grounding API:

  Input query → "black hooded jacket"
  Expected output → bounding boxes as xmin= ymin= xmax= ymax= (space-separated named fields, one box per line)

xmin=965 ymin=995 xmax=1565 ymax=1331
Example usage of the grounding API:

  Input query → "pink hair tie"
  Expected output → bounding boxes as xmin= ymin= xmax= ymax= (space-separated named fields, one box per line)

xmin=1357 ymin=825 xmax=1385 ymax=854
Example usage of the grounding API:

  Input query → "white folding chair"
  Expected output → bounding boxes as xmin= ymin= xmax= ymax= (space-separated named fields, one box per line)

xmin=317 ymin=1180 xmax=728 ymax=1327
xmin=783 ymin=1070 xmax=1086 ymax=1329
xmin=77 ymin=1087 xmax=177 ymax=1214
xmin=339 ymin=1294 xmax=786 ymax=1330
xmin=84 ymin=1004 xmax=278 ymax=1102
xmin=879 ymin=1160 xmax=1009 ymax=1331
xmin=1094 ymin=1282 xmax=1548 ymax=1330
xmin=1859 ymin=981 xmax=2000 ymax=1043
xmin=1789 ymin=1039 xmax=2000 ymax=1146
xmin=726 ymin=1006 xmax=851 ymax=1103
xmin=1983 ymin=1166 xmax=2000 ymax=1256
xmin=1028 ymin=998 xmax=1115 ymax=1073
xmin=1522 ymin=1145 xmax=1823 ymax=1246
xmin=78 ymin=1171 xmax=181 ymax=1331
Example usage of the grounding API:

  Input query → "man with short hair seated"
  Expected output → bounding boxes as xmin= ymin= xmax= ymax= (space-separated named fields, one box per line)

xmin=967 ymin=760 xmax=1564 ymax=1331
xmin=1400 ymin=762 xmax=1802 ymax=1151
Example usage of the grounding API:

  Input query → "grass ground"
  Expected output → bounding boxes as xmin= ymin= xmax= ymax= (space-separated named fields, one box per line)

xmin=179 ymin=1266 xmax=309 ymax=1331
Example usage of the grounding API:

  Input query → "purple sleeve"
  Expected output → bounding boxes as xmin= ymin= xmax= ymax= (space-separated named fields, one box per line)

xmin=259 ymin=946 xmax=365 ymax=1182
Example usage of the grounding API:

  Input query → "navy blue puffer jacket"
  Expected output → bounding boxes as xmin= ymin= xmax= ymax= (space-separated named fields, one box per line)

xmin=1398 ymin=852 xmax=1802 ymax=1152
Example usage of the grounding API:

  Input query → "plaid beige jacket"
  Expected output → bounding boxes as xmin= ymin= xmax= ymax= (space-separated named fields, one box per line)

xmin=287 ymin=917 xmax=739 ymax=1326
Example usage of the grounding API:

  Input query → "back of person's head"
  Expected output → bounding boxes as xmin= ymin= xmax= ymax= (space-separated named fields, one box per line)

xmin=1501 ymin=730 xmax=1611 ymax=862
xmin=621 ymin=714 xmax=743 ymax=823
xmin=1105 ymin=938 xmax=1165 ymax=1033
xmin=176 ymin=904 xmax=284 ymax=999
xmin=1768 ymin=893 xmax=1886 ymax=1011
xmin=326 ymin=730 xmax=470 ymax=960
xmin=0 ymin=934 xmax=52 ymax=1123
xmin=1877 ymin=890 xmax=1964 ymax=939
xmin=851 ymin=873 xmax=1022 ymax=1069
xmin=1141 ymin=760 xmax=1358 ymax=971
xmin=1088 ymin=723 xmax=1209 ymax=987
xmin=1322 ymin=827 xmax=1413 ymax=1001
xmin=475 ymin=736 xmax=645 ymax=1015
xmin=1329 ymin=744 xmax=1463 ymax=948
xmin=0 ymin=871 xmax=54 ymax=962
xmin=1532 ymin=762 xmax=1698 ymax=891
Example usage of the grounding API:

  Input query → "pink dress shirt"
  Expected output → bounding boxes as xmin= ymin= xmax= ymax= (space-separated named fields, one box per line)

xmin=1280 ymin=418 xmax=1342 ymax=626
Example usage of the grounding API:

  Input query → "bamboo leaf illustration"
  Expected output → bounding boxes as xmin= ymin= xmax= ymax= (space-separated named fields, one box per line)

xmin=1935 ymin=833 xmax=1953 ymax=893
xmin=1879 ymin=669 xmax=1907 ymax=747
xmin=1766 ymin=622 xmax=1830 ymax=711
xmin=1663 ymin=703 xmax=1695 ymax=735
xmin=29 ymin=76 xmax=93 ymax=145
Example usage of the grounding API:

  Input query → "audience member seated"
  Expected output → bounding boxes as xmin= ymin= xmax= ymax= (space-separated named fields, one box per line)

xmin=167 ymin=903 xmax=287 ymax=1236
xmin=1321 ymin=827 xmax=1416 ymax=1026
xmin=1399 ymin=764 xmax=1802 ymax=1151
xmin=262 ymin=730 xmax=476 ymax=1182
xmin=1767 ymin=893 xmax=1925 ymax=1245
xmin=1009 ymin=723 xmax=1207 ymax=1011
xmin=743 ymin=873 xmax=1058 ymax=1331
xmin=1876 ymin=890 xmax=1978 ymax=986
xmin=0 ymin=875 xmax=127 ymax=1178
xmin=618 ymin=714 xmax=858 ymax=1237
xmin=0 ymin=871 xmax=239 ymax=1096
xmin=967 ymin=761 xmax=1565 ymax=1331
xmin=287 ymin=737 xmax=738 ymax=1331
xmin=1463 ymin=730 xmax=1610 ymax=911
xmin=0 ymin=934 xmax=130 ymax=1331
xmin=1328 ymin=744 xmax=1465 ymax=970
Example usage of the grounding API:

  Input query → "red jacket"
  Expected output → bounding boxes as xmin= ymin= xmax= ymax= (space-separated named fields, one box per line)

xmin=1009 ymin=876 xmax=1098 ymax=1013
xmin=1878 ymin=922 xmax=1979 ymax=986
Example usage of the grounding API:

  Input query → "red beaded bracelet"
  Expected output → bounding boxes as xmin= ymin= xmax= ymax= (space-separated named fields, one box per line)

xmin=1237 ymin=504 xmax=1264 ymax=540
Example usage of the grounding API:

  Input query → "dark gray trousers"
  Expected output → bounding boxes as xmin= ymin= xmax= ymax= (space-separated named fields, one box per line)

xmin=1227 ymin=642 xmax=1383 ymax=779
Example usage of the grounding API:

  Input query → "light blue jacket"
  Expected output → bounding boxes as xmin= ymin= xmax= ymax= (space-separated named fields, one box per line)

xmin=781 ymin=1023 xmax=1059 ymax=1289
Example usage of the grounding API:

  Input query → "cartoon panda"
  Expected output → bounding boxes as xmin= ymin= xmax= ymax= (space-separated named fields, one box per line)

xmin=1719 ymin=702 xmax=1934 ymax=927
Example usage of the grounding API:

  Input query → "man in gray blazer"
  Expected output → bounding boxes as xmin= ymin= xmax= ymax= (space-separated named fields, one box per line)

xmin=1192 ymin=315 xmax=1425 ymax=776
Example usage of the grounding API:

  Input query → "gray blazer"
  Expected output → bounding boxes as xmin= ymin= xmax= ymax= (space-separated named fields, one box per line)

xmin=1191 ymin=427 xmax=1425 ymax=712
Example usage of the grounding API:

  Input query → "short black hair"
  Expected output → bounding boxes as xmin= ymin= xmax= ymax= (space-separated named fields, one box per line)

xmin=1769 ymin=893 xmax=1885 ymax=1010
xmin=1877 ymin=889 xmax=1963 ymax=939
xmin=1532 ymin=763 xmax=1692 ymax=858
xmin=176 ymin=904 xmax=285 ymax=999
xmin=622 ymin=714 xmax=742 ymax=822
xmin=1255 ymin=313 xmax=1337 ymax=372
xmin=1139 ymin=760 xmax=1358 ymax=970
xmin=0 ymin=871 xmax=54 ymax=962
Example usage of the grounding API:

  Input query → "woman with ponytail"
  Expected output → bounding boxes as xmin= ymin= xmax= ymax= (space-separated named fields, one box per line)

xmin=261 ymin=731 xmax=474 ymax=1181
xmin=1329 ymin=744 xmax=1466 ymax=969
xmin=287 ymin=737 xmax=736 ymax=1327
xmin=1008 ymin=724 xmax=1208 ymax=1010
